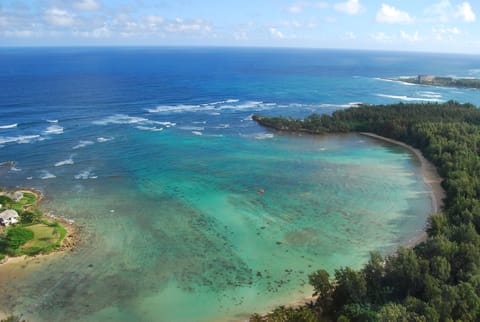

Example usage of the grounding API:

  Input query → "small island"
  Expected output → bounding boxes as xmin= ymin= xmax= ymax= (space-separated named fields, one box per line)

xmin=0 ymin=189 xmax=76 ymax=264
xmin=392 ymin=75 xmax=480 ymax=89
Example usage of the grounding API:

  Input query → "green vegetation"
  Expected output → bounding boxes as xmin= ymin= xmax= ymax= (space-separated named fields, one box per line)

xmin=0 ymin=190 xmax=67 ymax=260
xmin=0 ymin=315 xmax=27 ymax=322
xmin=0 ymin=227 xmax=34 ymax=256
xmin=395 ymin=76 xmax=480 ymax=89
xmin=252 ymin=101 xmax=480 ymax=321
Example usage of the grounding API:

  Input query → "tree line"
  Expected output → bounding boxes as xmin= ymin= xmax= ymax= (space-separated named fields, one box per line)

xmin=251 ymin=100 xmax=480 ymax=321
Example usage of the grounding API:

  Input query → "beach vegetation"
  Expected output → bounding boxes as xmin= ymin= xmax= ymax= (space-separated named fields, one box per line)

xmin=252 ymin=101 xmax=480 ymax=321
xmin=0 ymin=189 xmax=68 ymax=260
xmin=0 ymin=227 xmax=34 ymax=256
xmin=0 ymin=315 xmax=27 ymax=322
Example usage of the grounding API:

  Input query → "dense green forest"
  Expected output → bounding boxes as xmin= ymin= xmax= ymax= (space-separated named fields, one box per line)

xmin=251 ymin=101 xmax=480 ymax=321
xmin=397 ymin=76 xmax=480 ymax=89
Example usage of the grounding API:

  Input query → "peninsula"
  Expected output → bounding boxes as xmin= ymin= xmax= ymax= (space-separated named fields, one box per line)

xmin=251 ymin=101 xmax=480 ymax=321
xmin=392 ymin=75 xmax=480 ymax=89
xmin=0 ymin=189 xmax=76 ymax=264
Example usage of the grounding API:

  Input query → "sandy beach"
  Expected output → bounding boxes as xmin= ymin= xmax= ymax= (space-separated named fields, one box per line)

xmin=360 ymin=132 xmax=445 ymax=214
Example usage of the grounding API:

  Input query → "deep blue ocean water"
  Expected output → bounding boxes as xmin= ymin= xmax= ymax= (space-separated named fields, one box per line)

xmin=1 ymin=48 xmax=480 ymax=321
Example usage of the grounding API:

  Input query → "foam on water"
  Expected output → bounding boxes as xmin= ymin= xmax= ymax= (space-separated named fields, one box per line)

xmin=97 ymin=137 xmax=114 ymax=143
xmin=74 ymin=169 xmax=96 ymax=180
xmin=375 ymin=77 xmax=417 ymax=86
xmin=55 ymin=156 xmax=74 ymax=167
xmin=0 ymin=123 xmax=18 ymax=129
xmin=93 ymin=114 xmax=150 ymax=125
xmin=73 ymin=140 xmax=94 ymax=150
xmin=2 ymin=48 xmax=474 ymax=322
xmin=136 ymin=126 xmax=164 ymax=132
xmin=44 ymin=125 xmax=64 ymax=135
xmin=0 ymin=135 xmax=41 ymax=145
xmin=147 ymin=104 xmax=207 ymax=113
xmin=40 ymin=170 xmax=56 ymax=179
xmin=178 ymin=126 xmax=205 ymax=131
xmin=417 ymin=91 xmax=442 ymax=98
xmin=376 ymin=93 xmax=444 ymax=102
xmin=253 ymin=133 xmax=275 ymax=140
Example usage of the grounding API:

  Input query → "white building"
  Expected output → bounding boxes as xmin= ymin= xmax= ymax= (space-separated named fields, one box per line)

xmin=0 ymin=209 xmax=20 ymax=226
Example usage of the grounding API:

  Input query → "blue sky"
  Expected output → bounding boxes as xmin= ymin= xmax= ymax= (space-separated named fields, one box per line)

xmin=1 ymin=0 xmax=479 ymax=53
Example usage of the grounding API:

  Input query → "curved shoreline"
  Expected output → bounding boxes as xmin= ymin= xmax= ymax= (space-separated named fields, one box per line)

xmin=249 ymin=132 xmax=446 ymax=320
xmin=359 ymin=132 xmax=445 ymax=214
xmin=0 ymin=134 xmax=445 ymax=322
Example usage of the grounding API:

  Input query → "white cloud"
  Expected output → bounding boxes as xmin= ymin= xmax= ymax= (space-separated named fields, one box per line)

xmin=73 ymin=25 xmax=111 ymax=38
xmin=434 ymin=26 xmax=460 ymax=34
xmin=3 ymin=30 xmax=36 ymax=38
xmin=400 ymin=30 xmax=419 ymax=42
xmin=370 ymin=32 xmax=393 ymax=42
xmin=425 ymin=0 xmax=451 ymax=23
xmin=73 ymin=0 xmax=101 ymax=11
xmin=164 ymin=18 xmax=212 ymax=33
xmin=456 ymin=2 xmax=476 ymax=22
xmin=433 ymin=26 xmax=461 ymax=40
xmin=288 ymin=5 xmax=303 ymax=14
xmin=233 ymin=31 xmax=248 ymax=41
xmin=288 ymin=2 xmax=329 ymax=14
xmin=334 ymin=0 xmax=364 ymax=15
xmin=376 ymin=4 xmax=413 ymax=24
xmin=0 ymin=15 xmax=8 ymax=27
xmin=44 ymin=8 xmax=75 ymax=27
xmin=344 ymin=31 xmax=356 ymax=39
xmin=314 ymin=2 xmax=329 ymax=9
xmin=426 ymin=1 xmax=476 ymax=23
xmin=144 ymin=15 xmax=164 ymax=31
xmin=269 ymin=27 xmax=285 ymax=39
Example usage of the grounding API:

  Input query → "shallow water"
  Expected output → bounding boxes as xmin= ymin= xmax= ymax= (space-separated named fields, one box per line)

xmin=0 ymin=132 xmax=431 ymax=321
xmin=2 ymin=47 xmax=474 ymax=321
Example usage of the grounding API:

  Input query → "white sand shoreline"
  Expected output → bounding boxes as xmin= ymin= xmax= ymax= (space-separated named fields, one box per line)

xmin=359 ymin=132 xmax=445 ymax=214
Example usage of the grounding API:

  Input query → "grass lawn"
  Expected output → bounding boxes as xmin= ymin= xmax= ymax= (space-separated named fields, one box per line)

xmin=20 ymin=222 xmax=66 ymax=255
xmin=12 ymin=192 xmax=37 ymax=212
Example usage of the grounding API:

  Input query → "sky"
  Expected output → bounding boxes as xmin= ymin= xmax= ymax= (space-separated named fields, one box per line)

xmin=1 ymin=0 xmax=479 ymax=53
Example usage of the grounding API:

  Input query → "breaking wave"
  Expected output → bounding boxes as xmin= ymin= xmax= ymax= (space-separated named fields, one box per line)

xmin=40 ymin=170 xmax=56 ymax=179
xmin=73 ymin=140 xmax=94 ymax=150
xmin=55 ymin=156 xmax=74 ymax=167
xmin=44 ymin=125 xmax=64 ymax=135
xmin=0 ymin=135 xmax=41 ymax=145
xmin=74 ymin=169 xmax=97 ymax=180
xmin=0 ymin=123 xmax=18 ymax=129
xmin=97 ymin=137 xmax=114 ymax=143
xmin=376 ymin=94 xmax=443 ymax=102
xmin=136 ymin=126 xmax=164 ymax=132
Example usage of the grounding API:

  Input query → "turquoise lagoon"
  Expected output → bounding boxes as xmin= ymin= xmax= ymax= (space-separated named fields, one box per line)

xmin=1 ymin=47 xmax=474 ymax=321
xmin=0 ymin=131 xmax=432 ymax=321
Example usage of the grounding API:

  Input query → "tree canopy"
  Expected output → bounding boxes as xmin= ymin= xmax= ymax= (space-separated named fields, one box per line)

xmin=252 ymin=101 xmax=480 ymax=321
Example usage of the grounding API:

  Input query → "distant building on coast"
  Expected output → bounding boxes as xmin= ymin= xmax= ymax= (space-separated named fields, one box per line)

xmin=418 ymin=75 xmax=435 ymax=83
xmin=0 ymin=209 xmax=20 ymax=226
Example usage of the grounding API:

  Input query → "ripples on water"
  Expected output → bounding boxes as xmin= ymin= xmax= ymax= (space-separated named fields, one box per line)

xmin=1 ymin=48 xmax=475 ymax=321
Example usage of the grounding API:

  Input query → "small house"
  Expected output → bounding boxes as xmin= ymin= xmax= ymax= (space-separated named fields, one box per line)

xmin=418 ymin=75 xmax=435 ymax=83
xmin=0 ymin=209 xmax=20 ymax=226
xmin=7 ymin=191 xmax=23 ymax=202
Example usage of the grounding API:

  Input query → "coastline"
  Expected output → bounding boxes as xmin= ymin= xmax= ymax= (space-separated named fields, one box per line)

xmin=0 ymin=189 xmax=79 ymax=266
xmin=0 ymin=134 xmax=446 ymax=322
xmin=359 ymin=132 xmax=445 ymax=214
xmin=251 ymin=132 xmax=446 ymax=321
xmin=0 ymin=189 xmax=80 ymax=320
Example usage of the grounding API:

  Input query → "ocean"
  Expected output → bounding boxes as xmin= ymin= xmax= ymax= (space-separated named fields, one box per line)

xmin=1 ymin=47 xmax=479 ymax=321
